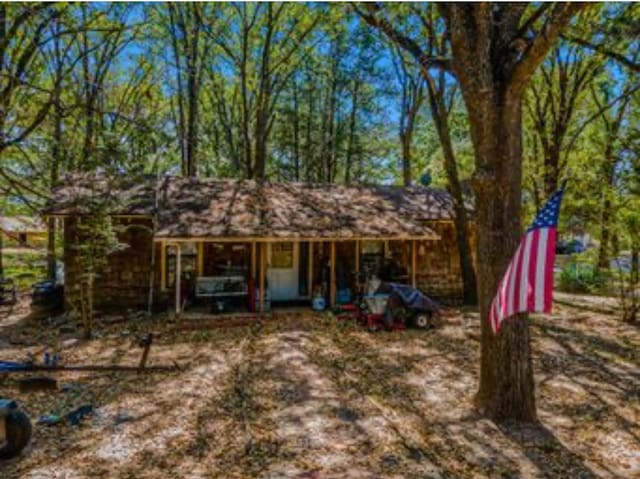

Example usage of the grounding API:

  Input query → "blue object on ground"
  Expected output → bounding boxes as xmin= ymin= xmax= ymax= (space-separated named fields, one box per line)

xmin=312 ymin=296 xmax=326 ymax=311
xmin=0 ymin=398 xmax=18 ymax=410
xmin=66 ymin=405 xmax=94 ymax=426
xmin=337 ymin=288 xmax=351 ymax=304
xmin=0 ymin=361 xmax=29 ymax=372
xmin=38 ymin=414 xmax=62 ymax=426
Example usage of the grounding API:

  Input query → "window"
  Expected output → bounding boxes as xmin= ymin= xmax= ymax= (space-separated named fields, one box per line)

xmin=271 ymin=242 xmax=294 ymax=269
xmin=166 ymin=243 xmax=197 ymax=287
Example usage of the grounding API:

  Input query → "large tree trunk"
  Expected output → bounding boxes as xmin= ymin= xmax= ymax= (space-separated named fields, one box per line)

xmin=252 ymin=3 xmax=275 ymax=182
xmin=359 ymin=0 xmax=582 ymax=423
xmin=596 ymin=98 xmax=629 ymax=270
xmin=185 ymin=16 xmax=199 ymax=177
xmin=425 ymin=78 xmax=477 ymax=304
xmin=471 ymin=93 xmax=536 ymax=422
xmin=292 ymin=79 xmax=300 ymax=181
xmin=437 ymin=3 xmax=583 ymax=423
xmin=597 ymin=197 xmax=612 ymax=270
xmin=400 ymin=134 xmax=412 ymax=187
xmin=442 ymin=144 xmax=477 ymax=306
xmin=632 ymin=241 xmax=639 ymax=289
xmin=304 ymin=73 xmax=314 ymax=182
xmin=597 ymin=140 xmax=617 ymax=270
xmin=0 ymin=221 xmax=3 ymax=278
xmin=48 ymin=97 xmax=62 ymax=279
xmin=345 ymin=79 xmax=359 ymax=184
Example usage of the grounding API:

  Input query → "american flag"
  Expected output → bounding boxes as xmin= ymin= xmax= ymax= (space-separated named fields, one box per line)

xmin=489 ymin=184 xmax=566 ymax=333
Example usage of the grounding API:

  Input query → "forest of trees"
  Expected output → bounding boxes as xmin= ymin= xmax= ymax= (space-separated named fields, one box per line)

xmin=0 ymin=2 xmax=638 ymax=421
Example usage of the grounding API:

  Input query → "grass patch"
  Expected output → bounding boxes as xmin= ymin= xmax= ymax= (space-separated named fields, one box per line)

xmin=2 ymin=248 xmax=48 ymax=289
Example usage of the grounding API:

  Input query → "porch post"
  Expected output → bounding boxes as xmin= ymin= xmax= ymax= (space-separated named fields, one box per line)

xmin=330 ymin=241 xmax=336 ymax=306
xmin=197 ymin=241 xmax=204 ymax=276
xmin=259 ymin=242 xmax=266 ymax=314
xmin=160 ymin=241 xmax=166 ymax=291
xmin=251 ymin=241 xmax=257 ymax=280
xmin=308 ymin=241 xmax=314 ymax=298
xmin=412 ymin=239 xmax=417 ymax=288
xmin=175 ymin=242 xmax=182 ymax=314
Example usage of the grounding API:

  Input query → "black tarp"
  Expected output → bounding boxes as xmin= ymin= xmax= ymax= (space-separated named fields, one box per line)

xmin=377 ymin=282 xmax=439 ymax=314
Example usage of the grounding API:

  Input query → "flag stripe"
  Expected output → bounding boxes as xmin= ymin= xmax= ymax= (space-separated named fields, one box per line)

xmin=527 ymin=229 xmax=541 ymax=311
xmin=488 ymin=185 xmax=565 ymax=333
xmin=506 ymin=242 xmax=523 ymax=318
xmin=518 ymin=233 xmax=533 ymax=311
xmin=499 ymin=245 xmax=517 ymax=319
xmin=534 ymin=228 xmax=548 ymax=311
xmin=544 ymin=228 xmax=557 ymax=312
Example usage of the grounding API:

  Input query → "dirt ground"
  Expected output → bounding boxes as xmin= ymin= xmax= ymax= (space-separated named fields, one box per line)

xmin=1 ymin=295 xmax=639 ymax=479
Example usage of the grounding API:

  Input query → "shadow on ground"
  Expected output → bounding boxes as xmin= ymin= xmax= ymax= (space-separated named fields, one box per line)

xmin=1 ymin=301 xmax=639 ymax=477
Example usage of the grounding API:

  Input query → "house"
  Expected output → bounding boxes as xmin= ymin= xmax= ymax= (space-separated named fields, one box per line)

xmin=44 ymin=174 xmax=473 ymax=313
xmin=0 ymin=216 xmax=47 ymax=247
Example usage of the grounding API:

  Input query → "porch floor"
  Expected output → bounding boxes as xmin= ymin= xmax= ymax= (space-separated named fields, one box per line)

xmin=176 ymin=305 xmax=323 ymax=327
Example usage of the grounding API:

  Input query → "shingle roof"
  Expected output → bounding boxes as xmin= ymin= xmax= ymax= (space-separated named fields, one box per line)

xmin=0 ymin=216 xmax=46 ymax=233
xmin=42 ymin=172 xmax=157 ymax=216
xmin=46 ymin=174 xmax=470 ymax=240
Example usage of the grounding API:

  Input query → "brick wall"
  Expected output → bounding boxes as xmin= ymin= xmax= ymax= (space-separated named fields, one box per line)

xmin=64 ymin=217 xmax=154 ymax=310
xmin=415 ymin=222 xmax=474 ymax=300
xmin=63 ymin=217 xmax=473 ymax=309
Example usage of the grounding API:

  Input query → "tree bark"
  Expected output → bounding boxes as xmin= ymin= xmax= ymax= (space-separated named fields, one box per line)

xmin=185 ymin=3 xmax=200 ymax=177
xmin=325 ymin=55 xmax=338 ymax=183
xmin=81 ymin=5 xmax=95 ymax=169
xmin=345 ymin=79 xmax=359 ymax=184
xmin=424 ymin=76 xmax=477 ymax=305
xmin=471 ymin=92 xmax=536 ymax=421
xmin=47 ymin=106 xmax=61 ymax=279
xmin=596 ymin=96 xmax=630 ymax=270
xmin=48 ymin=28 xmax=63 ymax=280
xmin=0 ymin=224 xmax=3 ymax=278
xmin=252 ymin=4 xmax=275 ymax=181
xmin=304 ymin=72 xmax=314 ymax=182
xmin=292 ymin=78 xmax=300 ymax=181
xmin=439 ymin=2 xmax=583 ymax=422
xmin=400 ymin=135 xmax=412 ymax=186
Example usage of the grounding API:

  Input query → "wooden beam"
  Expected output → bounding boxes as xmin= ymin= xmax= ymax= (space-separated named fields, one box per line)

xmin=355 ymin=240 xmax=360 ymax=276
xmin=197 ymin=241 xmax=204 ymax=276
xmin=152 ymin=233 xmax=442 ymax=242
xmin=330 ymin=241 xmax=336 ymax=307
xmin=175 ymin=242 xmax=182 ymax=315
xmin=160 ymin=241 xmax=166 ymax=291
xmin=412 ymin=239 xmax=417 ymax=288
xmin=251 ymin=241 xmax=257 ymax=280
xmin=308 ymin=241 xmax=314 ymax=297
xmin=259 ymin=242 xmax=266 ymax=314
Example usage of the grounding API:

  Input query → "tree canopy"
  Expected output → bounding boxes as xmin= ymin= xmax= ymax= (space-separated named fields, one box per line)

xmin=0 ymin=1 xmax=638 ymax=421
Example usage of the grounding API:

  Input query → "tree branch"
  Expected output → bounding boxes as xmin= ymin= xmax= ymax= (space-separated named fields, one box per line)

xmin=510 ymin=3 xmax=588 ymax=94
xmin=561 ymin=33 xmax=640 ymax=73
xmin=353 ymin=2 xmax=451 ymax=73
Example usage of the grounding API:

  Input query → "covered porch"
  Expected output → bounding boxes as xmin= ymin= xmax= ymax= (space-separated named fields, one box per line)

xmin=157 ymin=237 xmax=432 ymax=316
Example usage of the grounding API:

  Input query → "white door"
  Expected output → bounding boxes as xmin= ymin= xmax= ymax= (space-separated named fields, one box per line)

xmin=267 ymin=242 xmax=299 ymax=301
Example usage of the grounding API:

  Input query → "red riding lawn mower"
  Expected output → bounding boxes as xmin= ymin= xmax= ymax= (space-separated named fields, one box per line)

xmin=336 ymin=278 xmax=440 ymax=332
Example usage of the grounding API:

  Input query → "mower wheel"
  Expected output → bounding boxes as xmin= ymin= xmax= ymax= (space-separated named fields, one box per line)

xmin=367 ymin=320 xmax=380 ymax=332
xmin=413 ymin=314 xmax=431 ymax=330
xmin=0 ymin=410 xmax=32 ymax=459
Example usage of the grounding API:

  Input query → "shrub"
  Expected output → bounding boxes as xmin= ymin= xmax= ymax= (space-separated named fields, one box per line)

xmin=558 ymin=262 xmax=605 ymax=294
